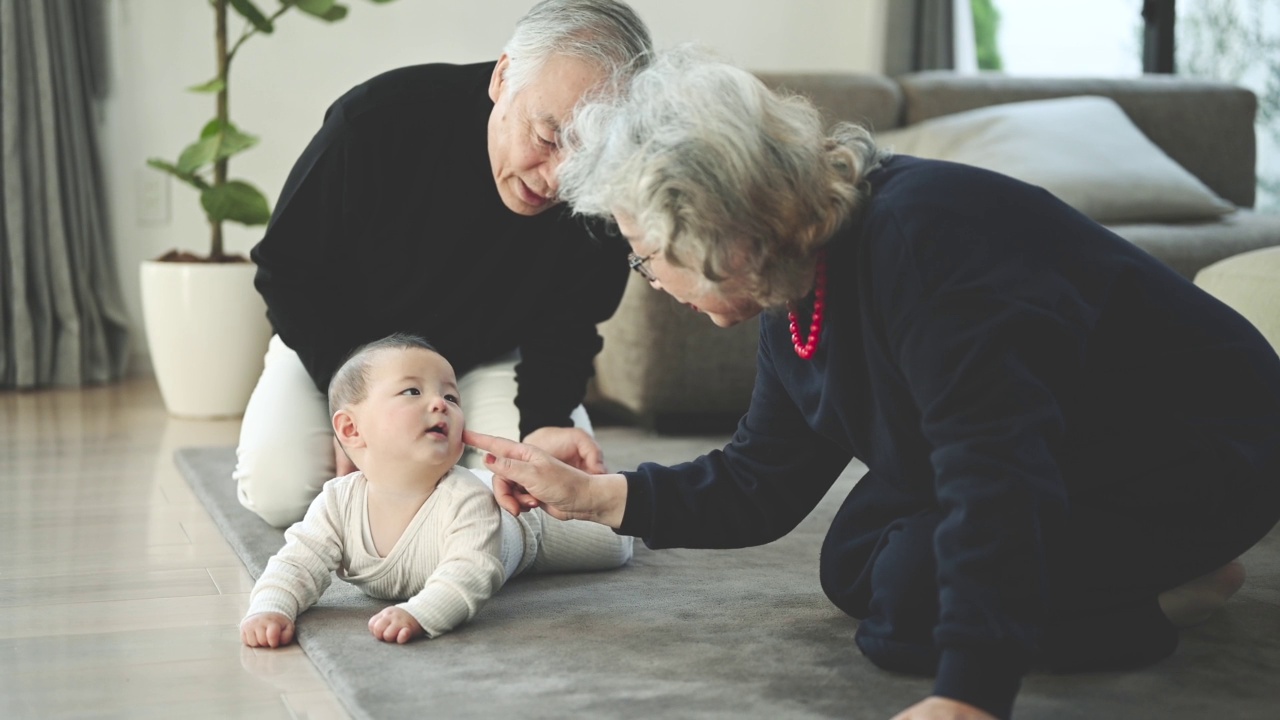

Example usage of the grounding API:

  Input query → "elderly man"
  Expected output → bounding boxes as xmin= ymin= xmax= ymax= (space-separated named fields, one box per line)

xmin=236 ymin=0 xmax=652 ymax=527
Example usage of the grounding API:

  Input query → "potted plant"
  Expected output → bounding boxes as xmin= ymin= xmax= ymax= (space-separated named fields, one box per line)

xmin=142 ymin=0 xmax=394 ymax=418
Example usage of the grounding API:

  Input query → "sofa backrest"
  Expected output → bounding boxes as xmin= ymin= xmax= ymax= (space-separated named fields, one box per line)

xmin=755 ymin=72 xmax=902 ymax=135
xmin=755 ymin=69 xmax=1258 ymax=209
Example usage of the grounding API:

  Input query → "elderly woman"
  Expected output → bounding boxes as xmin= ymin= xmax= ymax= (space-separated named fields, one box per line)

xmin=464 ymin=49 xmax=1280 ymax=720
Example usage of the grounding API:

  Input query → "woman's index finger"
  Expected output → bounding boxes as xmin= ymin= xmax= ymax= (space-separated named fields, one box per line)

xmin=462 ymin=429 xmax=527 ymax=459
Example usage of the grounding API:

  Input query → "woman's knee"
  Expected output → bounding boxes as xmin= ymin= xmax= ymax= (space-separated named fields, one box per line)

xmin=823 ymin=510 xmax=943 ymax=653
xmin=819 ymin=500 xmax=883 ymax=617
xmin=854 ymin=626 xmax=941 ymax=676
xmin=820 ymin=479 xmax=936 ymax=615
xmin=819 ymin=538 xmax=873 ymax=619
xmin=844 ymin=516 xmax=946 ymax=677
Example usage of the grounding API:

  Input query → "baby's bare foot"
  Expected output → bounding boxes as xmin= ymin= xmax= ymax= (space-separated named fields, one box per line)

xmin=1158 ymin=560 xmax=1246 ymax=628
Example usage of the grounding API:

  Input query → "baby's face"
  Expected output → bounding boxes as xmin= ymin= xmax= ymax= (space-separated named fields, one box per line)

xmin=355 ymin=348 xmax=465 ymax=468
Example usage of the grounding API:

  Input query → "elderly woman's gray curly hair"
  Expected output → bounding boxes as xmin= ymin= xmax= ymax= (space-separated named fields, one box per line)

xmin=558 ymin=46 xmax=886 ymax=307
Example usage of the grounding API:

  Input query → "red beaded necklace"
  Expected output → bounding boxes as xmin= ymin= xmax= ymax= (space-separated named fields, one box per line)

xmin=788 ymin=250 xmax=827 ymax=360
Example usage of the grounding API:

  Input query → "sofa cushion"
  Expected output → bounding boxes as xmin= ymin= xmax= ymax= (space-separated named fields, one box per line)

xmin=1107 ymin=210 xmax=1280 ymax=280
xmin=1193 ymin=245 xmax=1280 ymax=355
xmin=875 ymin=95 xmax=1236 ymax=224
xmin=896 ymin=71 xmax=1258 ymax=208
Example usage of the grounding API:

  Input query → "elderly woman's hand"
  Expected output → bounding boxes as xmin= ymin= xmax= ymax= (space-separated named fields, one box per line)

xmin=463 ymin=430 xmax=628 ymax=527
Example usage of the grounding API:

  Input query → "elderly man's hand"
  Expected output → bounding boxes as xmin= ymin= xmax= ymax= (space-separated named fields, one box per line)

xmin=521 ymin=426 xmax=608 ymax=474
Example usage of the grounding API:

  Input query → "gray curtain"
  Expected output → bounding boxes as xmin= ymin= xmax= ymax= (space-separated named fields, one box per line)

xmin=884 ymin=0 xmax=958 ymax=76
xmin=1 ymin=0 xmax=129 ymax=388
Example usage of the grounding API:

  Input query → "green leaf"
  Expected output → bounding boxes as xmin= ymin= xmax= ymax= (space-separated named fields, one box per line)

xmin=322 ymin=5 xmax=349 ymax=21
xmin=229 ymin=0 xmax=274 ymax=33
xmin=147 ymin=158 xmax=211 ymax=191
xmin=176 ymin=136 xmax=219 ymax=174
xmin=296 ymin=0 xmax=348 ymax=21
xmin=199 ymin=118 xmax=225 ymax=139
xmin=187 ymin=77 xmax=226 ymax=93
xmin=295 ymin=0 xmax=335 ymax=15
xmin=201 ymin=180 xmax=272 ymax=226
xmin=178 ymin=121 xmax=260 ymax=173
xmin=217 ymin=127 xmax=259 ymax=161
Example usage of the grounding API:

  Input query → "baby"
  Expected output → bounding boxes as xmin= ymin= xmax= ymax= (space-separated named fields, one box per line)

xmin=240 ymin=333 xmax=632 ymax=647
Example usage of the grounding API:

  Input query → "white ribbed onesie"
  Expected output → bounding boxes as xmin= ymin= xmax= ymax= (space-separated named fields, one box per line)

xmin=245 ymin=466 xmax=632 ymax=638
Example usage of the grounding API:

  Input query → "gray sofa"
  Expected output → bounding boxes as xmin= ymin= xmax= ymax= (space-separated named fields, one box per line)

xmin=586 ymin=71 xmax=1280 ymax=428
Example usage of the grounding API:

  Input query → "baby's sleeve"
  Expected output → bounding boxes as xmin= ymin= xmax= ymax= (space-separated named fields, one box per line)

xmin=245 ymin=480 xmax=346 ymax=620
xmin=400 ymin=484 xmax=506 ymax=637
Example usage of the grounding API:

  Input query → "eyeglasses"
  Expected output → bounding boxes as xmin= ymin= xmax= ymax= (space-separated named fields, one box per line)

xmin=627 ymin=252 xmax=659 ymax=283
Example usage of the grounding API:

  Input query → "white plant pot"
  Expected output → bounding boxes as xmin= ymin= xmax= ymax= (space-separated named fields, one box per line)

xmin=140 ymin=260 xmax=271 ymax=419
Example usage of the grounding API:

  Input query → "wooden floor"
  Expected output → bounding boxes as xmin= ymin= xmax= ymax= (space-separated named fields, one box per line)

xmin=0 ymin=377 xmax=349 ymax=719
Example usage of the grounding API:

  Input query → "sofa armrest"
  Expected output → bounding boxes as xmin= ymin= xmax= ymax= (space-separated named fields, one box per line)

xmin=592 ymin=272 xmax=759 ymax=426
xmin=896 ymin=71 xmax=1258 ymax=208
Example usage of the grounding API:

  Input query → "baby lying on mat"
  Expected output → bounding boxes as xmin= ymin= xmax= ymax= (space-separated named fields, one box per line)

xmin=240 ymin=333 xmax=632 ymax=647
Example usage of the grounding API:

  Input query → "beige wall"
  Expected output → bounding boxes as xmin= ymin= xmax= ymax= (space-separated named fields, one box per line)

xmin=100 ymin=0 xmax=887 ymax=369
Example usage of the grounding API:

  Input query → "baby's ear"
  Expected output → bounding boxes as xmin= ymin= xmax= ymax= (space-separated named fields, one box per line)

xmin=332 ymin=409 xmax=365 ymax=449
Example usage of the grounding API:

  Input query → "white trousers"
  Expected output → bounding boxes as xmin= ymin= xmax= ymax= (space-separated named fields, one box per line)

xmin=235 ymin=335 xmax=594 ymax=528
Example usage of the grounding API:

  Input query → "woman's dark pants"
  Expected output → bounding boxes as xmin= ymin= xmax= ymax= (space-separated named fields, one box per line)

xmin=819 ymin=459 xmax=1280 ymax=676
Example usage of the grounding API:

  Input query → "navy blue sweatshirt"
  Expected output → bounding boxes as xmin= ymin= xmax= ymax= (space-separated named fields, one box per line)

xmin=250 ymin=62 xmax=629 ymax=437
xmin=618 ymin=157 xmax=1280 ymax=716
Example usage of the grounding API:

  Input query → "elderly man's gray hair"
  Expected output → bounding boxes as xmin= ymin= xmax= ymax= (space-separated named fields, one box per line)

xmin=558 ymin=45 xmax=886 ymax=307
xmin=502 ymin=0 xmax=652 ymax=95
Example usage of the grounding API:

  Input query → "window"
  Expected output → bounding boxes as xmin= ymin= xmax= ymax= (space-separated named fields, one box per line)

xmin=974 ymin=0 xmax=1144 ymax=76
xmin=1177 ymin=0 xmax=1280 ymax=212
xmin=969 ymin=0 xmax=1278 ymax=212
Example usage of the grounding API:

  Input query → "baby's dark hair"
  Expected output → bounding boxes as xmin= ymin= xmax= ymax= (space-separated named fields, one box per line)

xmin=327 ymin=333 xmax=439 ymax=418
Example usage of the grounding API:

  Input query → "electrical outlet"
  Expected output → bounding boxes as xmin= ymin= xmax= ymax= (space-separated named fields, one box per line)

xmin=136 ymin=168 xmax=171 ymax=227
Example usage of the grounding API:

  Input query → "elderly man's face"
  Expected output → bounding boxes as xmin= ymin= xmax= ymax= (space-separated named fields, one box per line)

xmin=487 ymin=53 xmax=602 ymax=216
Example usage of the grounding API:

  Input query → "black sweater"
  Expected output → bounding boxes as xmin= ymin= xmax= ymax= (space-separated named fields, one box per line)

xmin=250 ymin=62 xmax=629 ymax=436
xmin=618 ymin=157 xmax=1280 ymax=716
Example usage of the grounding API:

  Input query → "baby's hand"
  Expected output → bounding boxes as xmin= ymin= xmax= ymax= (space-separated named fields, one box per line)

xmin=241 ymin=612 xmax=295 ymax=648
xmin=368 ymin=606 xmax=425 ymax=644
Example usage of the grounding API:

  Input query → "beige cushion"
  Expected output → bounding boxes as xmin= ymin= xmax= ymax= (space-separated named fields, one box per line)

xmin=875 ymin=95 xmax=1236 ymax=224
xmin=1194 ymin=245 xmax=1280 ymax=354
